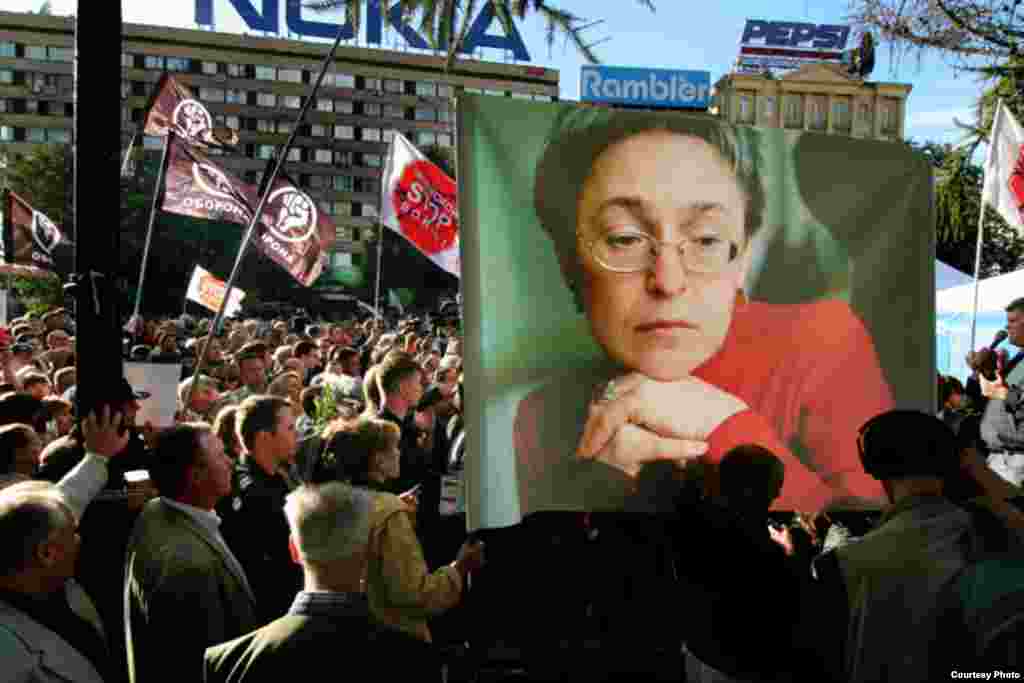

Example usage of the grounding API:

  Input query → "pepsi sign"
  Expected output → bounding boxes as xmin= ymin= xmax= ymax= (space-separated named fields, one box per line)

xmin=740 ymin=20 xmax=850 ymax=51
xmin=195 ymin=0 xmax=531 ymax=62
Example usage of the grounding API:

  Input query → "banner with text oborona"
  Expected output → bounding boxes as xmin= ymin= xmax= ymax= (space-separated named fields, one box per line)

xmin=456 ymin=94 xmax=934 ymax=529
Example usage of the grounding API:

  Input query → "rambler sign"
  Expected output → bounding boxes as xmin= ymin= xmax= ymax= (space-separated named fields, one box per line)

xmin=580 ymin=66 xmax=710 ymax=110
xmin=195 ymin=0 xmax=531 ymax=61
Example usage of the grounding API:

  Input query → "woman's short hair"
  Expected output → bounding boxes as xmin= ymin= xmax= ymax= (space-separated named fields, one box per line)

xmin=268 ymin=371 xmax=301 ymax=398
xmin=314 ymin=417 xmax=400 ymax=486
xmin=533 ymin=108 xmax=765 ymax=300
xmin=283 ymin=482 xmax=372 ymax=564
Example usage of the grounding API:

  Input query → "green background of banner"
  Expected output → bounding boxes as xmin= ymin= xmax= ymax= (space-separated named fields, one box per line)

xmin=457 ymin=94 xmax=935 ymax=529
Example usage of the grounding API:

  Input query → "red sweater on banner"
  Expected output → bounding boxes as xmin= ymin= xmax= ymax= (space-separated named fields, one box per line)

xmin=513 ymin=299 xmax=893 ymax=517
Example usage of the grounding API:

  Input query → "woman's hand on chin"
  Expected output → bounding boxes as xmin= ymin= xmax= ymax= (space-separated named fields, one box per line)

xmin=576 ymin=373 xmax=748 ymax=462
xmin=580 ymin=421 xmax=707 ymax=478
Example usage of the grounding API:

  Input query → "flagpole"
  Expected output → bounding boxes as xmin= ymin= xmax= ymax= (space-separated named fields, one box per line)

xmin=375 ymin=137 xmax=396 ymax=322
xmin=184 ymin=20 xmax=350 ymax=408
xmin=970 ymin=99 xmax=1002 ymax=352
xmin=182 ymin=264 xmax=195 ymax=317
xmin=132 ymin=131 xmax=172 ymax=319
xmin=120 ymin=130 xmax=138 ymax=178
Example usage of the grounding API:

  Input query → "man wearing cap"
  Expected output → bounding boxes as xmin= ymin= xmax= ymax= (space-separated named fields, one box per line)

xmin=806 ymin=410 xmax=1024 ymax=682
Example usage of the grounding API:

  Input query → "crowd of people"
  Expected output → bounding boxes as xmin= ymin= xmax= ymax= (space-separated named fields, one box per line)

xmin=0 ymin=300 xmax=1022 ymax=682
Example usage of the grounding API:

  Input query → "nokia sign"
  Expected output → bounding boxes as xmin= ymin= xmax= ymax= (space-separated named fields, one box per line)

xmin=194 ymin=0 xmax=532 ymax=62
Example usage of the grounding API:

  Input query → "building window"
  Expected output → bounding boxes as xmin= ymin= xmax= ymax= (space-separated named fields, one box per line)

xmin=363 ymin=78 xmax=381 ymax=91
xmin=438 ymin=108 xmax=451 ymax=123
xmin=335 ymin=100 xmax=353 ymax=114
xmin=308 ymin=175 xmax=328 ymax=189
xmin=382 ymin=129 xmax=395 ymax=143
xmin=832 ymin=97 xmax=852 ymax=132
xmin=311 ymin=124 xmax=328 ymax=137
xmin=0 ymin=70 xmax=13 ymax=85
xmin=202 ymin=61 xmax=219 ymax=75
xmin=48 ymin=47 xmax=73 ymax=63
xmin=418 ymin=131 xmax=436 ymax=146
xmin=355 ymin=178 xmax=379 ymax=193
xmin=761 ymin=95 xmax=776 ymax=121
xmin=287 ymin=148 xmax=302 ymax=162
xmin=416 ymin=81 xmax=436 ymax=97
xmin=361 ymin=128 xmax=380 ymax=142
xmin=0 ymin=42 xmax=16 ymax=57
xmin=256 ymin=144 xmax=275 ymax=160
xmin=881 ymin=97 xmax=900 ymax=134
xmin=143 ymin=135 xmax=163 ymax=150
xmin=25 ymin=45 xmax=48 ymax=61
xmin=200 ymin=87 xmax=225 ymax=103
xmin=317 ymin=98 xmax=334 ymax=112
xmin=278 ymin=68 xmax=302 ymax=83
xmin=437 ymin=132 xmax=452 ymax=147
xmin=363 ymin=153 xmax=382 ymax=168
xmin=226 ymin=89 xmax=245 ymax=104
xmin=0 ymin=126 xmax=13 ymax=142
xmin=257 ymin=93 xmax=276 ymax=107
xmin=277 ymin=121 xmax=293 ymax=135
xmin=334 ymin=175 xmax=354 ymax=191
xmin=437 ymin=84 xmax=454 ymax=98
xmin=363 ymin=102 xmax=381 ymax=116
xmin=225 ymin=115 xmax=240 ymax=129
xmin=166 ymin=57 xmax=189 ymax=72
xmin=25 ymin=99 xmax=39 ymax=114
xmin=334 ymin=201 xmax=353 ymax=216
xmin=227 ymin=63 xmax=245 ymax=77
xmin=335 ymin=125 xmax=354 ymax=140
xmin=257 ymin=119 xmax=275 ymax=133
xmin=334 ymin=151 xmax=352 ymax=166
xmin=383 ymin=104 xmax=403 ymax=118
xmin=144 ymin=55 xmax=164 ymax=70
xmin=415 ymin=107 xmax=436 ymax=121
xmin=121 ymin=52 xmax=133 ymax=68
xmin=383 ymin=79 xmax=403 ymax=94
xmin=510 ymin=92 xmax=532 ymax=100
xmin=47 ymin=129 xmax=70 ymax=143
xmin=784 ymin=95 xmax=803 ymax=128
xmin=57 ymin=75 xmax=73 ymax=96
xmin=738 ymin=94 xmax=753 ymax=124
xmin=282 ymin=95 xmax=301 ymax=109
xmin=255 ymin=65 xmax=276 ymax=81
xmin=26 ymin=128 xmax=46 ymax=142
xmin=362 ymin=203 xmax=378 ymax=218
xmin=0 ymin=99 xmax=7 ymax=114
xmin=315 ymin=149 xmax=332 ymax=163
xmin=334 ymin=72 xmax=355 ymax=88
xmin=808 ymin=96 xmax=826 ymax=130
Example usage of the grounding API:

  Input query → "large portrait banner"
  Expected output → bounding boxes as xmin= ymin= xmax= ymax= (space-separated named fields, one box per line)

xmin=456 ymin=95 xmax=934 ymax=529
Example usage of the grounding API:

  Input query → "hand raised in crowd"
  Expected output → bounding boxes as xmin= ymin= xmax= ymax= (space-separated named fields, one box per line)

xmin=82 ymin=405 xmax=131 ymax=459
xmin=453 ymin=538 xmax=486 ymax=578
xmin=398 ymin=485 xmax=420 ymax=514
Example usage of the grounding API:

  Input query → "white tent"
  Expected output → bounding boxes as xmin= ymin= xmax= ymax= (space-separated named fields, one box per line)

xmin=936 ymin=268 xmax=1024 ymax=313
xmin=936 ymin=267 xmax=1024 ymax=380
xmin=935 ymin=260 xmax=973 ymax=291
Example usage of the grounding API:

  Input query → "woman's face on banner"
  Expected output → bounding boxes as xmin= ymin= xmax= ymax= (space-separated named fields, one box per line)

xmin=575 ymin=131 xmax=750 ymax=381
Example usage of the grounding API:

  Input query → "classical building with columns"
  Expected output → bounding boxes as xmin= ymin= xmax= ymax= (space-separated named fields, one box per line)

xmin=713 ymin=62 xmax=912 ymax=141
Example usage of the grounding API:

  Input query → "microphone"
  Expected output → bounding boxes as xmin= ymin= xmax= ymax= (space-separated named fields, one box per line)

xmin=971 ymin=330 xmax=1009 ymax=380
xmin=992 ymin=329 xmax=1009 ymax=349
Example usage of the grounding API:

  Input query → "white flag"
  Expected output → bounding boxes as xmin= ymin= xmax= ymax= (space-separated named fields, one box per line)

xmin=380 ymin=133 xmax=460 ymax=277
xmin=982 ymin=100 xmax=1024 ymax=231
xmin=185 ymin=265 xmax=245 ymax=316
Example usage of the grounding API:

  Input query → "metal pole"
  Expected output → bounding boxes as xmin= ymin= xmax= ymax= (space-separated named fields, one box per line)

xmin=184 ymin=21 xmax=350 ymax=408
xmin=132 ymin=132 xmax=172 ymax=319
xmin=71 ymin=0 xmax=124 ymax=421
xmin=120 ymin=129 xmax=138 ymax=178
xmin=375 ymin=138 xmax=395 ymax=322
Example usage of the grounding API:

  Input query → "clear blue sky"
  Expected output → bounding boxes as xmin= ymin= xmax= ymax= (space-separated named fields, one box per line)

xmin=13 ymin=0 xmax=984 ymax=146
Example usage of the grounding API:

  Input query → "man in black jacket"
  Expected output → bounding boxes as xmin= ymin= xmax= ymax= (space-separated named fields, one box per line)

xmin=205 ymin=482 xmax=437 ymax=682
